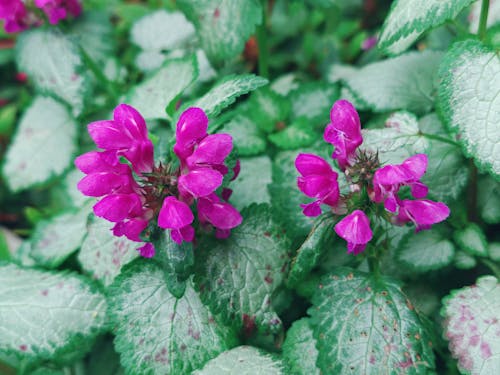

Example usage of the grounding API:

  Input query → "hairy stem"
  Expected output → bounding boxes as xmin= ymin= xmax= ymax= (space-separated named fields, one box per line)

xmin=79 ymin=47 xmax=119 ymax=102
xmin=478 ymin=0 xmax=490 ymax=40
xmin=256 ymin=0 xmax=269 ymax=78
xmin=467 ymin=159 xmax=479 ymax=223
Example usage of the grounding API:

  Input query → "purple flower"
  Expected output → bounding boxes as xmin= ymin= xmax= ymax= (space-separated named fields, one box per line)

xmin=34 ymin=0 xmax=81 ymax=25
xmin=295 ymin=153 xmax=340 ymax=217
xmin=324 ymin=100 xmax=363 ymax=170
xmin=76 ymin=104 xmax=242 ymax=256
xmin=0 ymin=0 xmax=28 ymax=33
xmin=394 ymin=199 xmax=450 ymax=231
xmin=334 ymin=210 xmax=373 ymax=255
xmin=361 ymin=36 xmax=378 ymax=51
xmin=371 ymin=154 xmax=429 ymax=212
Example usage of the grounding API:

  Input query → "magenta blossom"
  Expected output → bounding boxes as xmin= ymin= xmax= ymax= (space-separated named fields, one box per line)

xmin=0 ymin=0 xmax=29 ymax=33
xmin=334 ymin=210 xmax=373 ymax=255
xmin=76 ymin=104 xmax=242 ymax=257
xmin=35 ymin=0 xmax=82 ymax=25
xmin=323 ymin=100 xmax=363 ymax=170
xmin=295 ymin=153 xmax=340 ymax=217
xmin=395 ymin=200 xmax=450 ymax=232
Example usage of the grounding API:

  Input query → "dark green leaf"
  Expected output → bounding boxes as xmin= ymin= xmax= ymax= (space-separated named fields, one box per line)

xmin=453 ymin=223 xmax=488 ymax=257
xmin=282 ymin=318 xmax=320 ymax=375
xmin=268 ymin=118 xmax=317 ymax=150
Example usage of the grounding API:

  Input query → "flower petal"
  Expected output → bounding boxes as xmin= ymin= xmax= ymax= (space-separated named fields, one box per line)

xmin=137 ymin=243 xmax=155 ymax=258
xmin=113 ymin=103 xmax=148 ymax=140
xmin=158 ymin=196 xmax=194 ymax=230
xmin=334 ymin=210 xmax=373 ymax=246
xmin=88 ymin=120 xmax=132 ymax=150
xmin=295 ymin=153 xmax=335 ymax=176
xmin=93 ymin=193 xmax=143 ymax=222
xmin=187 ymin=133 xmax=233 ymax=167
xmin=178 ymin=168 xmax=223 ymax=198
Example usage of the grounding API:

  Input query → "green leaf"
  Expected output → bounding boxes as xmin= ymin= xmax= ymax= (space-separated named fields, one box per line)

xmin=150 ymin=229 xmax=194 ymax=298
xmin=310 ymin=268 xmax=436 ymax=374
xmin=247 ymin=88 xmax=290 ymax=134
xmin=282 ymin=318 xmax=320 ymax=375
xmin=78 ymin=215 xmax=139 ymax=287
xmin=0 ymin=263 xmax=106 ymax=366
xmin=289 ymin=83 xmax=339 ymax=125
xmin=222 ymin=114 xmax=267 ymax=156
xmin=2 ymin=97 xmax=77 ymax=192
xmin=194 ymin=204 xmax=290 ymax=340
xmin=268 ymin=150 xmax=315 ymax=243
xmin=60 ymin=169 xmax=91 ymax=209
xmin=478 ymin=175 xmax=500 ymax=224
xmin=268 ymin=117 xmax=317 ymax=150
xmin=488 ymin=242 xmax=500 ymax=261
xmin=453 ymin=223 xmax=488 ymax=257
xmin=397 ymin=229 xmax=455 ymax=272
xmin=442 ymin=276 xmax=500 ymax=375
xmin=287 ymin=215 xmax=335 ymax=288
xmin=379 ymin=0 xmax=475 ymax=55
xmin=229 ymin=156 xmax=272 ymax=210
xmin=344 ymin=50 xmax=442 ymax=114
xmin=16 ymin=30 xmax=91 ymax=116
xmin=185 ymin=74 xmax=268 ymax=119
xmin=126 ymin=56 xmax=198 ymax=121
xmin=454 ymin=251 xmax=477 ymax=270
xmin=178 ymin=0 xmax=262 ymax=65
xmin=108 ymin=260 xmax=236 ymax=375
xmin=70 ymin=11 xmax=114 ymax=65
xmin=361 ymin=111 xmax=429 ymax=165
xmin=131 ymin=10 xmax=195 ymax=52
xmin=193 ymin=346 xmax=284 ymax=375
xmin=437 ymin=39 xmax=500 ymax=178
xmin=29 ymin=204 xmax=91 ymax=268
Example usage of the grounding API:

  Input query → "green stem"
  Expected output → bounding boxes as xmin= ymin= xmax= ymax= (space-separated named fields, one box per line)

xmin=79 ymin=47 xmax=119 ymax=102
xmin=478 ymin=0 xmax=490 ymax=40
xmin=367 ymin=255 xmax=380 ymax=276
xmin=467 ymin=159 xmax=479 ymax=223
xmin=256 ymin=0 xmax=269 ymax=79
xmin=480 ymin=258 xmax=500 ymax=280
xmin=420 ymin=132 xmax=460 ymax=147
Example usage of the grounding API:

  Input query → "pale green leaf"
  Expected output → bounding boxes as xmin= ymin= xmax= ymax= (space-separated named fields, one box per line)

xmin=488 ymin=243 xmax=500 ymax=261
xmin=78 ymin=215 xmax=139 ymax=287
xmin=282 ymin=319 xmax=320 ymax=375
xmin=108 ymin=260 xmax=236 ymax=375
xmin=442 ymin=276 xmax=500 ymax=375
xmin=478 ymin=175 xmax=500 ymax=224
xmin=222 ymin=114 xmax=266 ymax=156
xmin=193 ymin=346 xmax=283 ymax=375
xmin=289 ymin=83 xmax=339 ymax=124
xmin=178 ymin=0 xmax=262 ymax=65
xmin=2 ymin=97 xmax=77 ymax=192
xmin=0 ymin=263 xmax=106 ymax=366
xmin=379 ymin=0 xmax=475 ymax=55
xmin=438 ymin=39 xmax=500 ymax=178
xmin=344 ymin=50 xmax=442 ymax=114
xmin=397 ymin=229 xmax=455 ymax=272
xmin=453 ymin=223 xmax=489 ymax=257
xmin=126 ymin=56 xmax=198 ymax=120
xmin=16 ymin=30 xmax=91 ymax=116
xmin=310 ymin=268 xmax=436 ymax=374
xmin=454 ymin=251 xmax=477 ymax=270
xmin=268 ymin=118 xmax=316 ymax=150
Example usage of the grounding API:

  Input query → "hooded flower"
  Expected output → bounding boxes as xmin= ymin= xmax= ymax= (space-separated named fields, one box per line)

xmin=323 ymin=100 xmax=363 ymax=170
xmin=34 ymin=0 xmax=81 ymax=24
xmin=76 ymin=104 xmax=242 ymax=257
xmin=394 ymin=199 xmax=450 ymax=232
xmin=334 ymin=210 xmax=373 ymax=255
xmin=0 ymin=0 xmax=29 ymax=33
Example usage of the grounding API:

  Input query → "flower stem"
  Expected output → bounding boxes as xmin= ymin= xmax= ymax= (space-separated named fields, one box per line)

xmin=478 ymin=0 xmax=490 ymax=40
xmin=79 ymin=46 xmax=119 ymax=102
xmin=467 ymin=159 xmax=479 ymax=223
xmin=420 ymin=132 xmax=460 ymax=147
xmin=480 ymin=258 xmax=500 ymax=280
xmin=367 ymin=255 xmax=380 ymax=276
xmin=256 ymin=0 xmax=269 ymax=79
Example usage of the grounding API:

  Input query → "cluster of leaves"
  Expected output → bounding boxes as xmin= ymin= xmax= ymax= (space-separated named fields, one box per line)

xmin=0 ymin=0 xmax=499 ymax=374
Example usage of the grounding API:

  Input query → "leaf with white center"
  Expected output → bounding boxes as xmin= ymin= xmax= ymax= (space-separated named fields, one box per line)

xmin=270 ymin=74 xmax=299 ymax=96
xmin=442 ymin=276 xmax=500 ymax=375
xmin=194 ymin=204 xmax=290 ymax=342
xmin=186 ymin=74 xmax=268 ymax=119
xmin=379 ymin=0 xmax=475 ymax=55
xmin=193 ymin=346 xmax=283 ymax=375
xmin=127 ymin=56 xmax=198 ymax=121
xmin=16 ymin=30 xmax=91 ymax=116
xmin=78 ymin=215 xmax=139 ymax=287
xmin=247 ymin=88 xmax=290 ymax=134
xmin=282 ymin=319 xmax=320 ymax=375
xmin=29 ymin=203 xmax=92 ymax=268
xmin=229 ymin=156 xmax=272 ymax=210
xmin=287 ymin=215 xmax=336 ymax=288
xmin=289 ymin=83 xmax=339 ymax=124
xmin=2 ymin=97 xmax=77 ymax=192
xmin=60 ymin=169 xmax=91 ymax=208
xmin=397 ymin=229 xmax=455 ymax=272
xmin=310 ymin=268 xmax=436 ymax=374
xmin=454 ymin=251 xmax=477 ymax=270
xmin=70 ymin=11 xmax=114 ymax=65
xmin=0 ymin=263 xmax=106 ymax=366
xmin=361 ymin=111 xmax=429 ymax=165
xmin=478 ymin=175 xmax=500 ymax=224
xmin=222 ymin=114 xmax=266 ymax=156
xmin=469 ymin=0 xmax=500 ymax=32
xmin=131 ymin=10 xmax=195 ymax=52
xmin=177 ymin=0 xmax=262 ymax=65
xmin=344 ymin=50 xmax=442 ymax=114
xmin=489 ymin=243 xmax=500 ymax=261
xmin=268 ymin=117 xmax=316 ymax=150
xmin=108 ymin=260 xmax=236 ymax=375
xmin=453 ymin=223 xmax=489 ymax=257
xmin=438 ymin=39 xmax=500 ymax=178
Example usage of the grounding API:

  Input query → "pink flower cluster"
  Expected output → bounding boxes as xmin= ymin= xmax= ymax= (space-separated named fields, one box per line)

xmin=76 ymin=104 xmax=242 ymax=258
xmin=296 ymin=100 xmax=450 ymax=255
xmin=0 ymin=0 xmax=81 ymax=33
